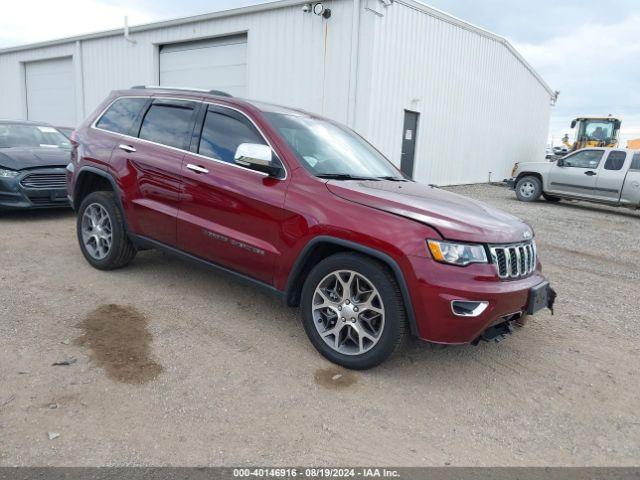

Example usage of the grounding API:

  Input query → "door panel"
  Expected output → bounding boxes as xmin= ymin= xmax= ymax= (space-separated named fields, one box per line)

xmin=112 ymin=141 xmax=184 ymax=246
xmin=547 ymin=150 xmax=604 ymax=197
xmin=178 ymin=160 xmax=287 ymax=284
xmin=113 ymin=99 xmax=199 ymax=246
xmin=400 ymin=111 xmax=419 ymax=178
xmin=160 ymin=35 xmax=247 ymax=97
xmin=25 ymin=57 xmax=76 ymax=127
xmin=177 ymin=106 xmax=288 ymax=284
xmin=592 ymin=150 xmax=628 ymax=202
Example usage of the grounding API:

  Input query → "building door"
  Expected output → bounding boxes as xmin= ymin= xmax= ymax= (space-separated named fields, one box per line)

xmin=159 ymin=34 xmax=247 ymax=97
xmin=400 ymin=110 xmax=419 ymax=178
xmin=25 ymin=57 xmax=76 ymax=127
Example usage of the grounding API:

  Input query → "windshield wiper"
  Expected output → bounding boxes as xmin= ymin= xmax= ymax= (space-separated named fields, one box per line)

xmin=316 ymin=173 xmax=381 ymax=181
xmin=376 ymin=176 xmax=410 ymax=182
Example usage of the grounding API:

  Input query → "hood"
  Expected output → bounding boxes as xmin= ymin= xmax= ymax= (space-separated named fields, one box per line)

xmin=0 ymin=147 xmax=71 ymax=170
xmin=326 ymin=180 xmax=533 ymax=244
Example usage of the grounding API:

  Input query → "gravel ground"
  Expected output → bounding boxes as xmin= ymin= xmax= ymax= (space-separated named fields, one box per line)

xmin=0 ymin=184 xmax=638 ymax=466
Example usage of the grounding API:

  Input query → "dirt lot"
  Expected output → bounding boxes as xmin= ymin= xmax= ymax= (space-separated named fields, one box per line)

xmin=0 ymin=184 xmax=638 ymax=466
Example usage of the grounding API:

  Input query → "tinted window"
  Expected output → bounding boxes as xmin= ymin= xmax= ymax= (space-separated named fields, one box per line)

xmin=139 ymin=103 xmax=195 ymax=149
xmin=563 ymin=150 xmax=604 ymax=168
xmin=630 ymin=153 xmax=640 ymax=171
xmin=96 ymin=98 xmax=147 ymax=135
xmin=604 ymin=151 xmax=626 ymax=171
xmin=198 ymin=109 xmax=265 ymax=163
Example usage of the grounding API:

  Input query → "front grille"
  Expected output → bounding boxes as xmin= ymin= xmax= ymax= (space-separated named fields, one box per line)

xmin=20 ymin=173 xmax=66 ymax=190
xmin=489 ymin=241 xmax=536 ymax=279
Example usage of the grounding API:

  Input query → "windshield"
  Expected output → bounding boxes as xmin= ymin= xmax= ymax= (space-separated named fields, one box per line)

xmin=0 ymin=124 xmax=71 ymax=149
xmin=580 ymin=121 xmax=616 ymax=142
xmin=265 ymin=112 xmax=403 ymax=179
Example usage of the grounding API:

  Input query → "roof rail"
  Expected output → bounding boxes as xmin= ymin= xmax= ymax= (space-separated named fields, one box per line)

xmin=130 ymin=85 xmax=233 ymax=97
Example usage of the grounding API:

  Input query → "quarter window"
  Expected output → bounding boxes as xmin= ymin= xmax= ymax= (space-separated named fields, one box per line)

xmin=604 ymin=151 xmax=626 ymax=171
xmin=139 ymin=102 xmax=196 ymax=150
xmin=563 ymin=150 xmax=604 ymax=169
xmin=198 ymin=109 xmax=266 ymax=164
xmin=96 ymin=98 xmax=148 ymax=135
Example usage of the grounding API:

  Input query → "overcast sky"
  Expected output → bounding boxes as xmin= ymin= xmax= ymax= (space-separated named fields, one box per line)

xmin=1 ymin=0 xmax=638 ymax=146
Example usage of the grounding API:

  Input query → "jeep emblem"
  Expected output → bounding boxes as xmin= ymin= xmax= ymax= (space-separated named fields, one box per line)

xmin=523 ymin=231 xmax=532 ymax=240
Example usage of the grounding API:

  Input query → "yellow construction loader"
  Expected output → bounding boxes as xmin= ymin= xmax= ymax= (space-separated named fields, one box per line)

xmin=561 ymin=116 xmax=621 ymax=151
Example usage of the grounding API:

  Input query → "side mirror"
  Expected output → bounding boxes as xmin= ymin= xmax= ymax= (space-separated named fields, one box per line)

xmin=234 ymin=143 xmax=282 ymax=177
xmin=556 ymin=158 xmax=564 ymax=167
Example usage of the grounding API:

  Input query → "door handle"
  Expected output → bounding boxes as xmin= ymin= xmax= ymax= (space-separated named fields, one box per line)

xmin=584 ymin=171 xmax=597 ymax=176
xmin=118 ymin=144 xmax=136 ymax=153
xmin=186 ymin=164 xmax=209 ymax=174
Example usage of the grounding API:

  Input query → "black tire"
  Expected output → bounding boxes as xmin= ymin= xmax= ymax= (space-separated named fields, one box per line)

xmin=76 ymin=191 xmax=136 ymax=270
xmin=542 ymin=193 xmax=561 ymax=202
xmin=300 ymin=252 xmax=408 ymax=370
xmin=515 ymin=175 xmax=542 ymax=202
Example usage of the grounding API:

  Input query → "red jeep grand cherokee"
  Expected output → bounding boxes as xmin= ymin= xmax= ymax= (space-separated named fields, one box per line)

xmin=67 ymin=87 xmax=555 ymax=369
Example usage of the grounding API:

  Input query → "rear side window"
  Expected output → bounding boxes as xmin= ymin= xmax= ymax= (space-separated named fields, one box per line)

xmin=138 ymin=102 xmax=196 ymax=150
xmin=95 ymin=98 xmax=148 ymax=135
xmin=631 ymin=153 xmax=640 ymax=171
xmin=198 ymin=109 xmax=266 ymax=163
xmin=604 ymin=151 xmax=626 ymax=171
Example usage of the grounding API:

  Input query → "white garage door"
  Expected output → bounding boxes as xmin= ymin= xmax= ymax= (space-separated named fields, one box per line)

xmin=25 ymin=57 xmax=76 ymax=127
xmin=160 ymin=34 xmax=247 ymax=97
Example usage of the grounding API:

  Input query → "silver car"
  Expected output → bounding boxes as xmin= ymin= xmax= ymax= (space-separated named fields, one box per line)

xmin=508 ymin=148 xmax=640 ymax=208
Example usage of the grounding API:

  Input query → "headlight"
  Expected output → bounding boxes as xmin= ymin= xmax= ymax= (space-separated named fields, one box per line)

xmin=0 ymin=168 xmax=19 ymax=178
xmin=427 ymin=240 xmax=488 ymax=266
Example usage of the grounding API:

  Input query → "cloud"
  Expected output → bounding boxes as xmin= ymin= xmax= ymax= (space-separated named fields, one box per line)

xmin=514 ymin=15 xmax=640 ymax=146
xmin=0 ymin=0 xmax=153 ymax=48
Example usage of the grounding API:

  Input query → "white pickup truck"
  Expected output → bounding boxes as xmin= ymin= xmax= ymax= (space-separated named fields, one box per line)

xmin=508 ymin=148 xmax=640 ymax=209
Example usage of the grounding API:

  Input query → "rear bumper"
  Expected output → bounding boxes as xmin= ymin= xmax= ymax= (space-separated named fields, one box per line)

xmin=406 ymin=255 xmax=551 ymax=344
xmin=0 ymin=168 xmax=70 ymax=210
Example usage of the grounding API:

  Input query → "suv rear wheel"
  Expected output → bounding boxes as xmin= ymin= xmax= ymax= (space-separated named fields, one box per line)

xmin=77 ymin=191 xmax=136 ymax=270
xmin=300 ymin=253 xmax=408 ymax=370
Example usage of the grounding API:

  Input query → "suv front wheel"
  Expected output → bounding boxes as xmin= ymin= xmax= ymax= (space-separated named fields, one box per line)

xmin=301 ymin=252 xmax=408 ymax=370
xmin=77 ymin=191 xmax=137 ymax=270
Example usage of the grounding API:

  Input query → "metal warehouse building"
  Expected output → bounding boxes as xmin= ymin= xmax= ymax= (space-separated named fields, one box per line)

xmin=0 ymin=0 xmax=555 ymax=185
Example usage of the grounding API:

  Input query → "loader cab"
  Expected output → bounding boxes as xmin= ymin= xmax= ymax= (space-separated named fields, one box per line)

xmin=567 ymin=117 xmax=621 ymax=151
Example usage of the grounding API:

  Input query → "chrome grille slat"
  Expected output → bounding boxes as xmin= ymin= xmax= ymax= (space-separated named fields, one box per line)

xmin=20 ymin=173 xmax=67 ymax=190
xmin=489 ymin=240 xmax=536 ymax=280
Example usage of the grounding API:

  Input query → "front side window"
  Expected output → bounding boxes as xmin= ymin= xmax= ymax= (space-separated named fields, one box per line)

xmin=198 ymin=109 xmax=266 ymax=163
xmin=0 ymin=123 xmax=71 ymax=149
xmin=96 ymin=98 xmax=148 ymax=135
xmin=265 ymin=112 xmax=403 ymax=180
xmin=138 ymin=102 xmax=196 ymax=150
xmin=631 ymin=153 xmax=640 ymax=171
xmin=563 ymin=150 xmax=604 ymax=169
xmin=604 ymin=151 xmax=626 ymax=171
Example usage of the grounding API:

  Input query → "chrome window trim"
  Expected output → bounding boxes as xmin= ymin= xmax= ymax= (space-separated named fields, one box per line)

xmin=90 ymin=95 xmax=288 ymax=180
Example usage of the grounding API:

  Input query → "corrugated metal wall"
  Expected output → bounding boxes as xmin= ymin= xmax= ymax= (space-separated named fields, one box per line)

xmin=0 ymin=0 xmax=354 ymax=127
xmin=0 ymin=0 xmax=553 ymax=186
xmin=355 ymin=0 xmax=552 ymax=185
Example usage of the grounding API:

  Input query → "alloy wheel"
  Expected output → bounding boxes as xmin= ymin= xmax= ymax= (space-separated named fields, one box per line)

xmin=312 ymin=270 xmax=385 ymax=356
xmin=81 ymin=203 xmax=113 ymax=260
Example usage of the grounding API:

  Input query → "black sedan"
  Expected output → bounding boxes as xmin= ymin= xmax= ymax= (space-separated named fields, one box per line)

xmin=0 ymin=121 xmax=71 ymax=210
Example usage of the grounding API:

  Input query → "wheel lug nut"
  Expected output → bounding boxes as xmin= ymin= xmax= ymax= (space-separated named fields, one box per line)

xmin=341 ymin=317 xmax=346 ymax=322
xmin=354 ymin=307 xmax=359 ymax=312
xmin=351 ymin=318 xmax=355 ymax=322
xmin=346 ymin=300 xmax=350 ymax=305
xmin=338 ymin=306 xmax=342 ymax=311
